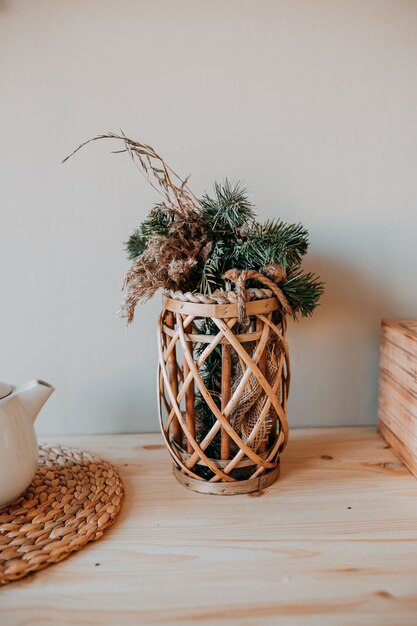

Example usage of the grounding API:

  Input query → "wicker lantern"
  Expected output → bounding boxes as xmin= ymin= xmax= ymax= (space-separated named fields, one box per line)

xmin=157 ymin=270 xmax=290 ymax=495
xmin=64 ymin=135 xmax=323 ymax=494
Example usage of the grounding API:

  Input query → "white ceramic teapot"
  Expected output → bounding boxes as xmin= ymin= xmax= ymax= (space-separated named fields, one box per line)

xmin=0 ymin=379 xmax=54 ymax=508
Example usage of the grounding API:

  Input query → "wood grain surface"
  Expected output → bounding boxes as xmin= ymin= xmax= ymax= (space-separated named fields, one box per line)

xmin=378 ymin=319 xmax=417 ymax=477
xmin=1 ymin=428 xmax=417 ymax=626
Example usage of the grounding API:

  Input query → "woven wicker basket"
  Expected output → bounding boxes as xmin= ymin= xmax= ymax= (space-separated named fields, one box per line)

xmin=157 ymin=275 xmax=290 ymax=495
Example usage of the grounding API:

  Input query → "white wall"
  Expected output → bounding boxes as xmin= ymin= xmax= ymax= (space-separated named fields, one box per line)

xmin=1 ymin=0 xmax=416 ymax=436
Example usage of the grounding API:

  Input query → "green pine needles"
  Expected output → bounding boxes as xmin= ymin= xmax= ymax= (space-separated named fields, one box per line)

xmin=126 ymin=208 xmax=173 ymax=261
xmin=126 ymin=179 xmax=323 ymax=319
xmin=63 ymin=133 xmax=323 ymax=321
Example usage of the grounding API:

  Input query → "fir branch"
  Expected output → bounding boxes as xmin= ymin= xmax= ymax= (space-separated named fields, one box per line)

xmin=201 ymin=180 xmax=255 ymax=235
xmin=194 ymin=319 xmax=223 ymax=458
xmin=141 ymin=205 xmax=173 ymax=237
xmin=249 ymin=220 xmax=309 ymax=267
xmin=125 ymin=207 xmax=173 ymax=260
xmin=65 ymin=133 xmax=324 ymax=324
xmin=282 ymin=269 xmax=324 ymax=319
xmin=125 ymin=229 xmax=147 ymax=261
xmin=230 ymin=232 xmax=287 ymax=269
xmin=198 ymin=240 xmax=229 ymax=294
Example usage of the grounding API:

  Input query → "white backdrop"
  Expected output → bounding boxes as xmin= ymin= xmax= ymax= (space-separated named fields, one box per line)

xmin=1 ymin=0 xmax=416 ymax=435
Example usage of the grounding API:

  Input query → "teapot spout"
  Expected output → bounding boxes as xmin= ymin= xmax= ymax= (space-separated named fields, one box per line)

xmin=15 ymin=379 xmax=55 ymax=423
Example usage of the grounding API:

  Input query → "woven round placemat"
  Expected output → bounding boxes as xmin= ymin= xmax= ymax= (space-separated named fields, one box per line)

xmin=0 ymin=444 xmax=124 ymax=585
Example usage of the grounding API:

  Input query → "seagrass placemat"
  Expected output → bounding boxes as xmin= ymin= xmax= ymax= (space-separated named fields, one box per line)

xmin=0 ymin=444 xmax=124 ymax=585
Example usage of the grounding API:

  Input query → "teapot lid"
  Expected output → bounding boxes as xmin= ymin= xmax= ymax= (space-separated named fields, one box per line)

xmin=0 ymin=382 xmax=12 ymax=399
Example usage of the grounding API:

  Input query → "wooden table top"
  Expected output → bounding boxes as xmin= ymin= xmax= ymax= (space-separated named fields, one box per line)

xmin=1 ymin=427 xmax=417 ymax=626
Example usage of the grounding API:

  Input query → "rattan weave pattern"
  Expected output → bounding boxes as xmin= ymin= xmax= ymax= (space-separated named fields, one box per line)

xmin=0 ymin=444 xmax=124 ymax=585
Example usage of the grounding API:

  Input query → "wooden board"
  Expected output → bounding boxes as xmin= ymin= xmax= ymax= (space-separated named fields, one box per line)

xmin=378 ymin=319 xmax=417 ymax=477
xmin=1 ymin=428 xmax=417 ymax=626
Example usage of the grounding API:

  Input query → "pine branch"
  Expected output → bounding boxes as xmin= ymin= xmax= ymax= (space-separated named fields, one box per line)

xmin=194 ymin=319 xmax=223 ymax=458
xmin=250 ymin=220 xmax=309 ymax=267
xmin=201 ymin=180 xmax=255 ymax=235
xmin=282 ymin=269 xmax=324 ymax=318
xmin=65 ymin=131 xmax=324 ymax=325
xmin=198 ymin=240 xmax=230 ymax=294
xmin=124 ymin=206 xmax=173 ymax=260
xmin=125 ymin=229 xmax=147 ymax=261
xmin=230 ymin=234 xmax=287 ymax=269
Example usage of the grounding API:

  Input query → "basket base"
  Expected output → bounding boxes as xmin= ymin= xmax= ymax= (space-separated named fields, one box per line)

xmin=172 ymin=463 xmax=280 ymax=495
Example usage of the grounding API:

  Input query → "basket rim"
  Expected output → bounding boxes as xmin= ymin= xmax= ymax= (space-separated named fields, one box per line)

xmin=162 ymin=293 xmax=281 ymax=319
xmin=163 ymin=287 xmax=274 ymax=306
xmin=172 ymin=463 xmax=280 ymax=495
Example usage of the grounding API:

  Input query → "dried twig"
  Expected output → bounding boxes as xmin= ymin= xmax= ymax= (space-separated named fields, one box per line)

xmin=63 ymin=132 xmax=212 ymax=322
xmin=63 ymin=132 xmax=200 ymax=217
